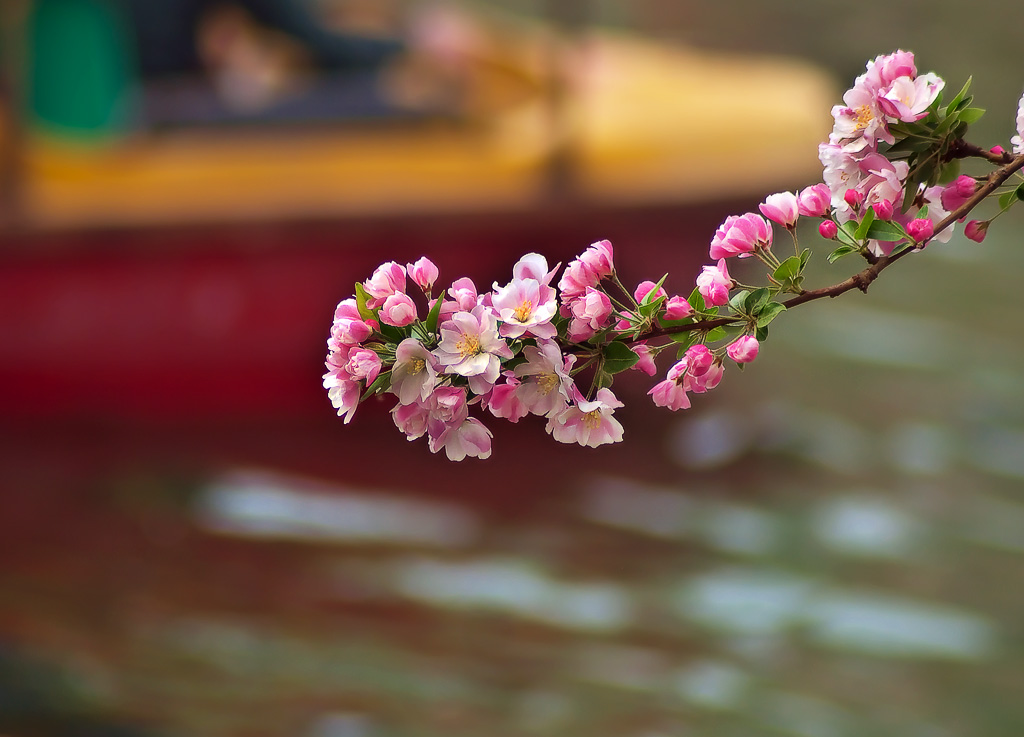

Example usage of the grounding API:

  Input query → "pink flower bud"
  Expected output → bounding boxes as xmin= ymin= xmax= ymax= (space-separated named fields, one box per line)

xmin=695 ymin=259 xmax=732 ymax=307
xmin=726 ymin=335 xmax=759 ymax=364
xmin=940 ymin=175 xmax=977 ymax=212
xmin=907 ymin=218 xmax=934 ymax=243
xmin=631 ymin=342 xmax=658 ymax=376
xmin=407 ymin=256 xmax=439 ymax=292
xmin=759 ymin=191 xmax=800 ymax=228
xmin=819 ymin=221 xmax=839 ymax=239
xmin=990 ymin=145 xmax=1006 ymax=156
xmin=797 ymin=184 xmax=831 ymax=217
xmin=964 ymin=219 xmax=989 ymax=242
xmin=380 ymin=292 xmax=418 ymax=326
xmin=871 ymin=200 xmax=894 ymax=220
xmin=843 ymin=188 xmax=864 ymax=209
xmin=633 ymin=280 xmax=667 ymax=304
xmin=663 ymin=295 xmax=692 ymax=320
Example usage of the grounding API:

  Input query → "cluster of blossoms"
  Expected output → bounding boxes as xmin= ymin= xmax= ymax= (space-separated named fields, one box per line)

xmin=325 ymin=245 xmax=681 ymax=460
xmin=326 ymin=51 xmax=1024 ymax=459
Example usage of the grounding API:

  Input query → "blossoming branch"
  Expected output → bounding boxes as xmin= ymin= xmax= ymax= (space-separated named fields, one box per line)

xmin=324 ymin=51 xmax=1024 ymax=460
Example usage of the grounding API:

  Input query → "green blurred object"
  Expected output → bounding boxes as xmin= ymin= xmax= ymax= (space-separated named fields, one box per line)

xmin=26 ymin=0 xmax=136 ymax=137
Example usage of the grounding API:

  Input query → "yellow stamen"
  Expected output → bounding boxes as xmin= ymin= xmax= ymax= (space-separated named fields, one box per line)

xmin=514 ymin=300 xmax=534 ymax=323
xmin=409 ymin=358 xmax=425 ymax=375
xmin=854 ymin=104 xmax=874 ymax=130
xmin=537 ymin=373 xmax=559 ymax=395
xmin=456 ymin=334 xmax=482 ymax=358
xmin=583 ymin=409 xmax=603 ymax=430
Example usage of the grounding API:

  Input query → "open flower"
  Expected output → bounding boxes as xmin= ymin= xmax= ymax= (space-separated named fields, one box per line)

xmin=435 ymin=306 xmax=513 ymax=395
xmin=363 ymin=261 xmax=407 ymax=308
xmin=390 ymin=338 xmax=439 ymax=405
xmin=696 ymin=259 xmax=732 ymax=307
xmin=491 ymin=277 xmax=557 ymax=339
xmin=514 ymin=340 xmax=576 ymax=417
xmin=1013 ymin=90 xmax=1024 ymax=155
xmin=546 ymin=387 xmax=624 ymax=447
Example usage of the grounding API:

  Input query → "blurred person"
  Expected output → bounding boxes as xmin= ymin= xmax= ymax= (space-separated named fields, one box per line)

xmin=115 ymin=0 xmax=485 ymax=123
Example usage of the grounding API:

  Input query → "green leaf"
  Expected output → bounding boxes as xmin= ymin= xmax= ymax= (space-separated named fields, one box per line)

xmin=937 ymin=159 xmax=961 ymax=185
xmin=854 ymin=207 xmax=876 ymax=241
xmin=957 ymin=107 xmax=985 ymax=124
xmin=702 ymin=326 xmax=727 ymax=343
xmin=827 ymin=244 xmax=860 ymax=264
xmin=773 ymin=255 xmax=803 ymax=283
xmin=379 ymin=324 xmax=405 ymax=343
xmin=944 ymin=77 xmax=972 ymax=113
xmin=755 ymin=325 xmax=769 ymax=342
xmin=728 ymin=289 xmax=751 ymax=314
xmin=670 ymin=329 xmax=698 ymax=348
xmin=602 ymin=341 xmax=640 ymax=374
xmin=756 ymin=302 xmax=786 ymax=327
xmin=747 ymin=288 xmax=772 ymax=315
xmin=360 ymin=371 xmax=392 ymax=401
xmin=641 ymin=274 xmax=669 ymax=305
xmin=594 ymin=370 xmax=614 ymax=390
xmin=998 ymin=183 xmax=1024 ymax=210
xmin=353 ymin=282 xmax=375 ymax=322
xmin=687 ymin=286 xmax=707 ymax=313
xmin=799 ymin=248 xmax=812 ymax=269
xmin=424 ymin=291 xmax=444 ymax=334
xmin=865 ymin=220 xmax=908 ymax=242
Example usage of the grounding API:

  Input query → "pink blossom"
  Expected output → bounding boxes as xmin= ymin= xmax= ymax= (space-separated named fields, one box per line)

xmin=448 ymin=277 xmax=480 ymax=311
xmin=663 ymin=295 xmax=692 ymax=320
xmin=862 ymin=51 xmax=917 ymax=92
xmin=907 ymin=218 xmax=934 ymax=243
xmin=491 ymin=277 xmax=557 ymax=339
xmin=392 ymin=400 xmax=430 ymax=440
xmin=710 ymin=213 xmax=773 ymax=260
xmin=514 ymin=340 xmax=575 ymax=417
xmin=326 ymin=380 xmax=361 ymax=424
xmin=648 ymin=359 xmax=691 ymax=411
xmin=546 ymin=387 xmax=624 ymax=447
xmin=435 ymin=306 xmax=513 ymax=395
xmin=843 ymin=188 xmax=864 ymax=210
xmin=558 ymin=240 xmax=614 ymax=298
xmin=727 ymin=336 xmax=760 ymax=364
xmin=940 ymin=175 xmax=977 ymax=212
xmin=631 ymin=342 xmax=658 ymax=376
xmin=407 ymin=257 xmax=439 ymax=292
xmin=363 ymin=261 xmax=407 ymax=308
xmin=759 ymin=192 xmax=800 ymax=228
xmin=380 ymin=292 xmax=418 ymax=327
xmin=390 ymin=338 xmax=439 ymax=405
xmin=964 ymin=219 xmax=989 ymax=242
xmin=696 ymin=259 xmax=732 ymax=307
xmin=819 ymin=221 xmax=839 ymax=239
xmin=570 ymin=287 xmax=614 ymax=331
xmin=877 ymin=73 xmax=944 ymax=122
xmin=819 ymin=142 xmax=864 ymax=210
xmin=872 ymin=200 xmax=894 ymax=221
xmin=797 ymin=184 xmax=831 ymax=217
xmin=578 ymin=239 xmax=615 ymax=279
xmin=483 ymin=375 xmax=529 ymax=422
xmin=634 ymin=280 xmax=667 ymax=304
xmin=432 ymin=417 xmax=493 ymax=461
xmin=329 ymin=299 xmax=373 ymax=348
xmin=991 ymin=145 xmax=1006 ymax=156
xmin=345 ymin=347 xmax=382 ymax=384
xmin=513 ymin=253 xmax=559 ymax=286
xmin=683 ymin=344 xmax=723 ymax=393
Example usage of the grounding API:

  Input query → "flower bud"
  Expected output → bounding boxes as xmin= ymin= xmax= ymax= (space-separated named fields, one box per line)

xmin=759 ymin=191 xmax=800 ymax=228
xmin=819 ymin=221 xmax=839 ymax=239
xmin=663 ymin=295 xmax=692 ymax=320
xmin=990 ymin=145 xmax=1006 ymax=156
xmin=964 ymin=219 xmax=989 ymax=243
xmin=907 ymin=218 xmax=934 ymax=243
xmin=407 ymin=256 xmax=439 ymax=292
xmin=843 ymin=188 xmax=864 ymax=209
xmin=871 ymin=200 xmax=894 ymax=220
xmin=797 ymin=184 xmax=831 ymax=217
xmin=727 ymin=335 xmax=759 ymax=364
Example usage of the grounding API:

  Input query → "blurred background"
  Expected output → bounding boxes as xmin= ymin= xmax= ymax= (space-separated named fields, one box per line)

xmin=1 ymin=1 xmax=1024 ymax=735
